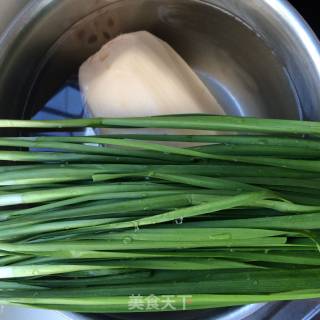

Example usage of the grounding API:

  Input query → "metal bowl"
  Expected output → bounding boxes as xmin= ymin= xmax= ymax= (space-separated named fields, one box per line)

xmin=1 ymin=0 xmax=320 ymax=123
xmin=0 ymin=0 xmax=319 ymax=319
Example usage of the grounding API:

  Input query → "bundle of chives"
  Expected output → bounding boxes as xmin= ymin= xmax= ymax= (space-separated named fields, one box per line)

xmin=0 ymin=114 xmax=319 ymax=313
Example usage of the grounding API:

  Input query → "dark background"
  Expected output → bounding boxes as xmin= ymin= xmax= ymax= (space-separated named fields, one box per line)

xmin=289 ymin=1 xmax=319 ymax=37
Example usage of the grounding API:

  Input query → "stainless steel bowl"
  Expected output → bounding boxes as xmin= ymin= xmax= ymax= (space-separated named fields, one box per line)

xmin=0 ymin=0 xmax=319 ymax=319
xmin=1 ymin=0 xmax=320 ymax=123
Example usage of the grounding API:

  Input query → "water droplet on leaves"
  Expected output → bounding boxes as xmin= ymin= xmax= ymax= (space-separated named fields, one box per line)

xmin=122 ymin=236 xmax=133 ymax=244
xmin=132 ymin=221 xmax=140 ymax=232
xmin=175 ymin=217 xmax=184 ymax=224
xmin=210 ymin=233 xmax=232 ymax=240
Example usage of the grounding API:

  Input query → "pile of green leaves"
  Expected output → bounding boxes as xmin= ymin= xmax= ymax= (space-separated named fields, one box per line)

xmin=0 ymin=114 xmax=319 ymax=313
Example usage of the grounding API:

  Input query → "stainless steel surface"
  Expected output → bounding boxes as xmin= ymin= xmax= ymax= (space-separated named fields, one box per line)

xmin=238 ymin=300 xmax=320 ymax=320
xmin=0 ymin=0 xmax=29 ymax=33
xmin=0 ymin=0 xmax=319 ymax=122
xmin=0 ymin=305 xmax=88 ymax=320
xmin=0 ymin=0 xmax=319 ymax=319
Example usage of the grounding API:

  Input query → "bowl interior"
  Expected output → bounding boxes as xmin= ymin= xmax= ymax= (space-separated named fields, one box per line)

xmin=7 ymin=0 xmax=301 ymax=122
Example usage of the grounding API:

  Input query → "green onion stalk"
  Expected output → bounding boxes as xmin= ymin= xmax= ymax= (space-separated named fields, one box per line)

xmin=0 ymin=114 xmax=319 ymax=313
